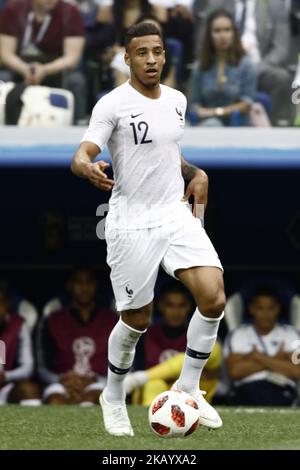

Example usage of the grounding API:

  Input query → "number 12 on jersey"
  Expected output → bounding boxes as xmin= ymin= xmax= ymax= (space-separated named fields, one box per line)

xmin=130 ymin=121 xmax=152 ymax=145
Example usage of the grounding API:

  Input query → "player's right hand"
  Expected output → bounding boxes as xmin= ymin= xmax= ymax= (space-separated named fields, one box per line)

xmin=86 ymin=160 xmax=115 ymax=191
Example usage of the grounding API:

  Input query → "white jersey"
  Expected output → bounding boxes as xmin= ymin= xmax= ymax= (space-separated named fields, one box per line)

xmin=224 ymin=324 xmax=300 ymax=387
xmin=81 ymin=81 xmax=187 ymax=229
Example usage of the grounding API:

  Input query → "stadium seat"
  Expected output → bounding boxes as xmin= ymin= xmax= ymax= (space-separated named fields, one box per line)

xmin=42 ymin=294 xmax=68 ymax=317
xmin=11 ymin=294 xmax=38 ymax=333
xmin=224 ymin=278 xmax=300 ymax=332
xmin=17 ymin=300 xmax=38 ymax=333
xmin=17 ymin=86 xmax=74 ymax=127
xmin=0 ymin=81 xmax=14 ymax=125
xmin=0 ymin=83 xmax=74 ymax=126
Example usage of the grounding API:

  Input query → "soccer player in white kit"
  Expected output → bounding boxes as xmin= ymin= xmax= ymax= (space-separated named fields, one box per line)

xmin=71 ymin=21 xmax=226 ymax=437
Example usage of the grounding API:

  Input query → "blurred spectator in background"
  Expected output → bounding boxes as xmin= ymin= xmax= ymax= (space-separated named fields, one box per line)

xmin=84 ymin=0 xmax=165 ymax=55
xmin=0 ymin=0 xmax=86 ymax=124
xmin=194 ymin=0 xmax=292 ymax=125
xmin=102 ymin=0 xmax=166 ymax=44
xmin=150 ymin=0 xmax=196 ymax=82
xmin=113 ymin=0 xmax=165 ymax=45
xmin=71 ymin=0 xmax=117 ymax=111
xmin=80 ymin=0 xmax=166 ymax=107
xmin=37 ymin=266 xmax=117 ymax=405
xmin=224 ymin=286 xmax=300 ymax=406
xmin=74 ymin=0 xmax=116 ymax=51
xmin=0 ymin=281 xmax=40 ymax=406
xmin=125 ymin=281 xmax=222 ymax=405
xmin=98 ymin=0 xmax=194 ymax=93
xmin=189 ymin=9 xmax=257 ymax=126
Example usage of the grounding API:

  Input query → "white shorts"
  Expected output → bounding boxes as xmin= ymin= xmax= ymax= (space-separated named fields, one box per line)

xmin=106 ymin=208 xmax=223 ymax=311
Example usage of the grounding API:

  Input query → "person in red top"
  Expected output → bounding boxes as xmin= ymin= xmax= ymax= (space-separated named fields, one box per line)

xmin=37 ymin=266 xmax=118 ymax=405
xmin=142 ymin=281 xmax=194 ymax=369
xmin=0 ymin=0 xmax=86 ymax=123
xmin=0 ymin=281 xmax=41 ymax=405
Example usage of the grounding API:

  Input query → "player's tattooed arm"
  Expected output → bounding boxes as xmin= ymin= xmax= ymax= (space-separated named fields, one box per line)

xmin=181 ymin=155 xmax=208 ymax=215
xmin=71 ymin=141 xmax=114 ymax=191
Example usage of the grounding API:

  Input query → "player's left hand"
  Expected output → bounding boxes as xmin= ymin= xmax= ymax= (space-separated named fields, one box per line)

xmin=182 ymin=169 xmax=208 ymax=217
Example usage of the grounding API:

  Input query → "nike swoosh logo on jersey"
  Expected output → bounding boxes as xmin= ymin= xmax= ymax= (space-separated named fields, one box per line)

xmin=131 ymin=113 xmax=144 ymax=119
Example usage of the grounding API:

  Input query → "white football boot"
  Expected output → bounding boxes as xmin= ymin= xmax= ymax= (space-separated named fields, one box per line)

xmin=171 ymin=381 xmax=222 ymax=430
xmin=99 ymin=389 xmax=134 ymax=437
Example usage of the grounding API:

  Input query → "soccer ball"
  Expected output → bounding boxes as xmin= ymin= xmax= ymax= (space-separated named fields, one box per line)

xmin=148 ymin=390 xmax=200 ymax=438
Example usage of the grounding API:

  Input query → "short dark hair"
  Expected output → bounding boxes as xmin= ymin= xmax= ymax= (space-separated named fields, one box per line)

xmin=69 ymin=265 xmax=98 ymax=282
xmin=125 ymin=21 xmax=163 ymax=50
xmin=250 ymin=285 xmax=280 ymax=303
xmin=159 ymin=280 xmax=193 ymax=303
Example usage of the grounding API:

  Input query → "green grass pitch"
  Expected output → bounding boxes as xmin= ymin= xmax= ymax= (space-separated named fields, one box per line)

xmin=0 ymin=406 xmax=300 ymax=450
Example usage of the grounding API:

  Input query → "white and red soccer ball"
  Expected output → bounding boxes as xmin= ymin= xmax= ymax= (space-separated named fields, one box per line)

xmin=148 ymin=390 xmax=200 ymax=438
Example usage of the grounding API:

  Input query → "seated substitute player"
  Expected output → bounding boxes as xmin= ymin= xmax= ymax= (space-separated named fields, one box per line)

xmin=37 ymin=266 xmax=117 ymax=405
xmin=125 ymin=280 xmax=222 ymax=405
xmin=224 ymin=286 xmax=300 ymax=406
xmin=0 ymin=281 xmax=40 ymax=406
xmin=71 ymin=21 xmax=226 ymax=436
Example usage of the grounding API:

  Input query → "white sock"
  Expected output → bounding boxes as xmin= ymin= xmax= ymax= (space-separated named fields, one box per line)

xmin=80 ymin=402 xmax=95 ymax=407
xmin=105 ymin=319 xmax=146 ymax=404
xmin=177 ymin=308 xmax=224 ymax=397
xmin=19 ymin=399 xmax=42 ymax=406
